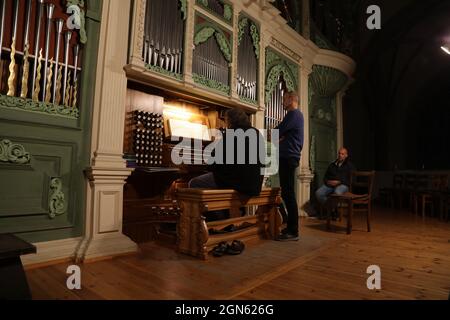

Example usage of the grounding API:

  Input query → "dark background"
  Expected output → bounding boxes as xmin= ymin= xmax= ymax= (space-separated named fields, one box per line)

xmin=274 ymin=0 xmax=450 ymax=171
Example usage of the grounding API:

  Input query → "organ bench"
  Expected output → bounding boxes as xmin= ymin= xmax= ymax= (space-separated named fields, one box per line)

xmin=176 ymin=188 xmax=282 ymax=259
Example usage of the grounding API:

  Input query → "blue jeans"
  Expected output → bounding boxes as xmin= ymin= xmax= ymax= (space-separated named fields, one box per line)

xmin=315 ymin=184 xmax=349 ymax=205
xmin=188 ymin=172 xmax=219 ymax=189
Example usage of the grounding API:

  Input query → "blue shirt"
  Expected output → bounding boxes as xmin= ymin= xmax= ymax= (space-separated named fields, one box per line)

xmin=276 ymin=109 xmax=304 ymax=161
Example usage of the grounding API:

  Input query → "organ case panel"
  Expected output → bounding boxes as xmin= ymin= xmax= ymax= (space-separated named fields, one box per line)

xmin=142 ymin=0 xmax=186 ymax=79
xmin=192 ymin=13 xmax=232 ymax=96
xmin=237 ymin=15 xmax=259 ymax=105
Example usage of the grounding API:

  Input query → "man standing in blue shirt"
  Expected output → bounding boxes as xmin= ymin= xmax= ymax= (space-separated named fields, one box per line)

xmin=275 ymin=91 xmax=304 ymax=241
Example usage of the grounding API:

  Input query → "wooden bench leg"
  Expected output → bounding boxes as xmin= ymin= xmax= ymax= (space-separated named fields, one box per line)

xmin=177 ymin=201 xmax=209 ymax=259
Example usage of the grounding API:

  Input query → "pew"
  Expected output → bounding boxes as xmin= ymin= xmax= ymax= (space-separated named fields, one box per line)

xmin=0 ymin=234 xmax=36 ymax=300
xmin=176 ymin=188 xmax=282 ymax=259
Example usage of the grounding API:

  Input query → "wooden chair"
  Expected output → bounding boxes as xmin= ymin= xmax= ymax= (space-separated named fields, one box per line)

xmin=381 ymin=173 xmax=403 ymax=208
xmin=412 ymin=174 xmax=439 ymax=218
xmin=403 ymin=173 xmax=417 ymax=210
xmin=327 ymin=171 xmax=375 ymax=234
xmin=438 ymin=174 xmax=450 ymax=221
xmin=441 ymin=192 xmax=450 ymax=222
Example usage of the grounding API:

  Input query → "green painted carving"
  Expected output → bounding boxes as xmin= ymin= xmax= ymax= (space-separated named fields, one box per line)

xmin=286 ymin=60 xmax=298 ymax=88
xmin=214 ymin=32 xmax=231 ymax=62
xmin=66 ymin=0 xmax=87 ymax=44
xmin=194 ymin=26 xmax=216 ymax=46
xmin=193 ymin=73 xmax=230 ymax=95
xmin=0 ymin=139 xmax=31 ymax=164
xmin=313 ymin=31 xmax=333 ymax=50
xmin=48 ymin=178 xmax=66 ymax=219
xmin=239 ymin=95 xmax=258 ymax=105
xmin=238 ymin=18 xmax=248 ymax=45
xmin=179 ymin=0 xmax=187 ymax=20
xmin=223 ymin=4 xmax=232 ymax=21
xmin=0 ymin=94 xmax=79 ymax=119
xmin=265 ymin=49 xmax=279 ymax=70
xmin=238 ymin=19 xmax=260 ymax=59
xmin=195 ymin=24 xmax=231 ymax=62
xmin=198 ymin=0 xmax=208 ymax=7
xmin=145 ymin=64 xmax=183 ymax=80
xmin=250 ymin=23 xmax=260 ymax=59
xmin=265 ymin=64 xmax=296 ymax=103
xmin=310 ymin=65 xmax=348 ymax=97
xmin=265 ymin=51 xmax=298 ymax=97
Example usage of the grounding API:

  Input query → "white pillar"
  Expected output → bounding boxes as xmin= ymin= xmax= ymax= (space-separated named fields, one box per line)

xmin=183 ymin=0 xmax=196 ymax=85
xmin=77 ymin=0 xmax=137 ymax=262
xmin=128 ymin=0 xmax=146 ymax=67
xmin=297 ymin=61 xmax=314 ymax=217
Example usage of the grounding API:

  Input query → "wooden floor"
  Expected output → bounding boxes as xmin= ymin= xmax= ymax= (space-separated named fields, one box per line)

xmin=26 ymin=207 xmax=450 ymax=300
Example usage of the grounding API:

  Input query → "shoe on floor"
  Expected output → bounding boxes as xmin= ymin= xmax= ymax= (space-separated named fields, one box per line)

xmin=276 ymin=233 xmax=299 ymax=241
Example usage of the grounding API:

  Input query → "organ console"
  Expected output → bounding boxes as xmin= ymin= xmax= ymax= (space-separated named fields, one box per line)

xmin=123 ymin=82 xmax=229 ymax=243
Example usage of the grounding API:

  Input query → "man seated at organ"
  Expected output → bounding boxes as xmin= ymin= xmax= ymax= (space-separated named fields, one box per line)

xmin=315 ymin=148 xmax=356 ymax=215
xmin=189 ymin=108 xmax=265 ymax=197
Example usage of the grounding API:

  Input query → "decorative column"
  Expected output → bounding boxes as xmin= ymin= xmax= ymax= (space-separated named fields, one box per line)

xmin=77 ymin=0 xmax=137 ymax=262
xmin=297 ymin=60 xmax=314 ymax=217
xmin=183 ymin=0 xmax=196 ymax=85
xmin=128 ymin=0 xmax=146 ymax=67
xmin=230 ymin=5 xmax=239 ymax=100
xmin=254 ymin=20 xmax=269 ymax=130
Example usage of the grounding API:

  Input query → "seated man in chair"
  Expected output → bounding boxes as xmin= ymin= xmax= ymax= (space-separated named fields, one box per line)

xmin=315 ymin=148 xmax=356 ymax=218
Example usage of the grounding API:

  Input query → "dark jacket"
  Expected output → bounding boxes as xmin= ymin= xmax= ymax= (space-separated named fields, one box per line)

xmin=211 ymin=127 xmax=265 ymax=196
xmin=324 ymin=159 xmax=355 ymax=187
xmin=276 ymin=109 xmax=304 ymax=161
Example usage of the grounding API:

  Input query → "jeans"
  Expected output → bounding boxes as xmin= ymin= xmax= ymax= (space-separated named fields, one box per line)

xmin=279 ymin=158 xmax=299 ymax=235
xmin=188 ymin=172 xmax=228 ymax=221
xmin=188 ymin=172 xmax=219 ymax=189
xmin=315 ymin=184 xmax=349 ymax=205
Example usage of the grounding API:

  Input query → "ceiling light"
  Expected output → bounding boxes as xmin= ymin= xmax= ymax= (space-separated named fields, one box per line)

xmin=441 ymin=45 xmax=450 ymax=55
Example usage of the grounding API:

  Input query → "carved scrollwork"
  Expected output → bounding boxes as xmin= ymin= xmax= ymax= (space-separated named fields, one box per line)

xmin=65 ymin=0 xmax=87 ymax=44
xmin=192 ymin=73 xmax=230 ymax=95
xmin=0 ymin=139 xmax=31 ymax=164
xmin=0 ymin=94 xmax=79 ymax=118
xmin=179 ymin=0 xmax=187 ymax=20
xmin=250 ymin=23 xmax=260 ymax=59
xmin=223 ymin=4 xmax=232 ymax=21
xmin=238 ymin=18 xmax=248 ymax=45
xmin=310 ymin=65 xmax=348 ymax=98
xmin=265 ymin=64 xmax=296 ymax=103
xmin=214 ymin=32 xmax=231 ymax=62
xmin=49 ymin=178 xmax=66 ymax=219
xmin=194 ymin=26 xmax=215 ymax=46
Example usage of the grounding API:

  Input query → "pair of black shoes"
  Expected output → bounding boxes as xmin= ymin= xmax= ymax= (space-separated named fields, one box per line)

xmin=276 ymin=228 xmax=299 ymax=241
xmin=212 ymin=240 xmax=245 ymax=257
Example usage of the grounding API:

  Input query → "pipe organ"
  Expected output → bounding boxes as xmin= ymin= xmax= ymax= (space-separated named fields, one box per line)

xmin=143 ymin=0 xmax=185 ymax=75
xmin=0 ymin=0 xmax=84 ymax=117
xmin=237 ymin=16 xmax=258 ymax=104
xmin=123 ymin=0 xmax=302 ymax=244
xmin=265 ymin=75 xmax=287 ymax=135
xmin=193 ymin=32 xmax=230 ymax=89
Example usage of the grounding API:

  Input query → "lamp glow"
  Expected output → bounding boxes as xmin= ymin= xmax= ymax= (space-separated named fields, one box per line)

xmin=441 ymin=46 xmax=450 ymax=55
